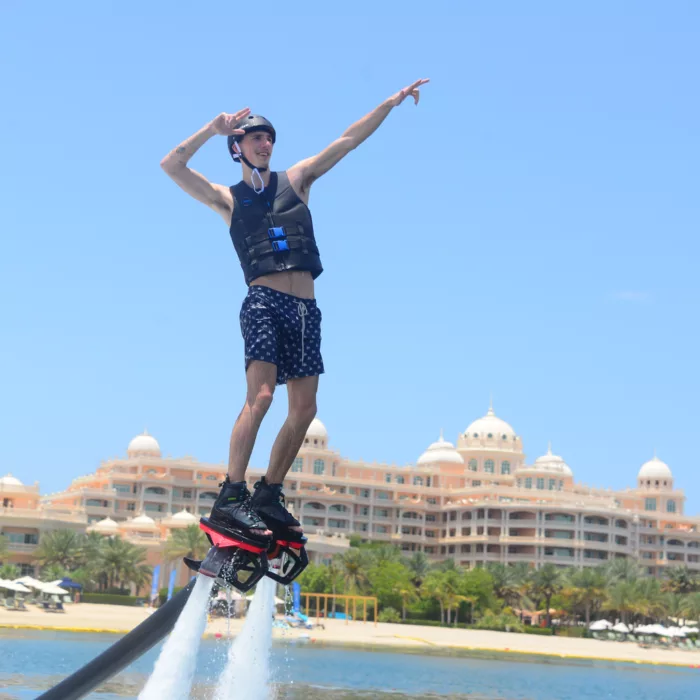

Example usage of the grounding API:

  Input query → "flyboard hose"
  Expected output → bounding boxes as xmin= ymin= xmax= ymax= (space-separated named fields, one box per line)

xmin=36 ymin=578 xmax=196 ymax=700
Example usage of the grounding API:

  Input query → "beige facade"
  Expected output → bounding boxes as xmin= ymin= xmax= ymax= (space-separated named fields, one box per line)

xmin=2 ymin=405 xmax=699 ymax=586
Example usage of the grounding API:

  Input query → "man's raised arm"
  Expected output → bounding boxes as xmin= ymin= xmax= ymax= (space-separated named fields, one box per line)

xmin=160 ymin=108 xmax=250 ymax=212
xmin=289 ymin=79 xmax=429 ymax=192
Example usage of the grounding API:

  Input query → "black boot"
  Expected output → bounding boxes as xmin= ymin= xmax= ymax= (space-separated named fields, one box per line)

xmin=249 ymin=477 xmax=304 ymax=543
xmin=208 ymin=478 xmax=270 ymax=542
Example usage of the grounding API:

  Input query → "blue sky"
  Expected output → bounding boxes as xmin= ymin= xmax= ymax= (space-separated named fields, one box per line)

xmin=1 ymin=2 xmax=699 ymax=511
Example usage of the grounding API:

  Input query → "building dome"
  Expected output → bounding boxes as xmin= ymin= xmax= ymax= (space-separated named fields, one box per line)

xmin=306 ymin=418 xmax=328 ymax=440
xmin=171 ymin=509 xmax=197 ymax=523
xmin=417 ymin=430 xmax=464 ymax=466
xmin=90 ymin=517 xmax=119 ymax=534
xmin=465 ymin=405 xmax=516 ymax=440
xmin=127 ymin=430 xmax=161 ymax=458
xmin=526 ymin=443 xmax=573 ymax=476
xmin=638 ymin=456 xmax=672 ymax=480
xmin=0 ymin=474 xmax=23 ymax=486
xmin=128 ymin=513 xmax=158 ymax=530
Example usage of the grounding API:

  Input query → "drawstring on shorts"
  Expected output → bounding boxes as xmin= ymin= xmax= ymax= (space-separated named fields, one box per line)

xmin=297 ymin=301 xmax=308 ymax=364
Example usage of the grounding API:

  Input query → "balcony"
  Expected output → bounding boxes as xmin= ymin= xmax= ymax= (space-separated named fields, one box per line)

xmin=7 ymin=542 xmax=38 ymax=553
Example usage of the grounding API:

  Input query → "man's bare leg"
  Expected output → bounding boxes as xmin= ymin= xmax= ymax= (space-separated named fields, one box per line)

xmin=261 ymin=375 xmax=319 ymax=532
xmin=266 ymin=375 xmax=319 ymax=483
xmin=228 ymin=360 xmax=277 ymax=482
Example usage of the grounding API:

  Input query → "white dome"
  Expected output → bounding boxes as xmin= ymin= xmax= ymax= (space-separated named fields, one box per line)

xmin=465 ymin=405 xmax=516 ymax=440
xmin=127 ymin=430 xmax=161 ymax=457
xmin=638 ymin=456 xmax=672 ymax=480
xmin=92 ymin=517 xmax=119 ymax=533
xmin=129 ymin=513 xmax=158 ymax=529
xmin=171 ymin=509 xmax=197 ymax=523
xmin=525 ymin=444 xmax=573 ymax=476
xmin=417 ymin=431 xmax=464 ymax=466
xmin=306 ymin=418 xmax=328 ymax=440
xmin=0 ymin=473 xmax=23 ymax=486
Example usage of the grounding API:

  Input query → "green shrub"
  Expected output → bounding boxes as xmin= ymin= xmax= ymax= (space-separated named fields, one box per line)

xmin=473 ymin=611 xmax=524 ymax=633
xmin=378 ymin=607 xmax=401 ymax=623
xmin=523 ymin=626 xmax=554 ymax=636
xmin=81 ymin=593 xmax=143 ymax=606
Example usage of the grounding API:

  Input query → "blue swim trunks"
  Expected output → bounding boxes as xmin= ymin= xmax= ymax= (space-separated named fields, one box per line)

xmin=240 ymin=285 xmax=324 ymax=385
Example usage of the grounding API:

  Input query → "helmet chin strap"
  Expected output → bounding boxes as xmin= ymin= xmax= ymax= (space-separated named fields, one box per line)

xmin=233 ymin=143 xmax=267 ymax=194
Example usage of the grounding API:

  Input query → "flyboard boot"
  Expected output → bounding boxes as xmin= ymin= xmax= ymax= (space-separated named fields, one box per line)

xmin=184 ymin=478 xmax=272 ymax=592
xmin=249 ymin=477 xmax=309 ymax=585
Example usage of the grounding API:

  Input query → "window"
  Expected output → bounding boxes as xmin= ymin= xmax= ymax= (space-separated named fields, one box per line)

xmin=558 ymin=480 xmax=564 ymax=491
xmin=484 ymin=460 xmax=495 ymax=473
xmin=114 ymin=484 xmax=131 ymax=493
xmin=376 ymin=491 xmax=390 ymax=500
xmin=313 ymin=459 xmax=325 ymax=475
xmin=127 ymin=502 xmax=136 ymax=511
xmin=413 ymin=476 xmax=423 ymax=486
xmin=396 ymin=476 xmax=405 ymax=484
xmin=145 ymin=487 xmax=166 ymax=495
xmin=200 ymin=491 xmax=218 ymax=500
xmin=536 ymin=478 xmax=545 ymax=490
xmin=468 ymin=459 xmax=478 ymax=472
xmin=385 ymin=474 xmax=392 ymax=483
xmin=145 ymin=503 xmax=165 ymax=512
xmin=292 ymin=458 xmax=303 ymax=473
xmin=501 ymin=461 xmax=511 ymax=475
xmin=548 ymin=479 xmax=556 ymax=490
xmin=206 ymin=474 xmax=218 ymax=481
xmin=7 ymin=533 xmax=38 ymax=544
xmin=19 ymin=563 xmax=36 ymax=576
xmin=182 ymin=489 xmax=192 ymax=499
xmin=472 ymin=480 xmax=481 ymax=487
xmin=525 ymin=478 xmax=532 ymax=489
xmin=86 ymin=499 xmax=108 ymax=507
xmin=667 ymin=500 xmax=676 ymax=513
xmin=645 ymin=498 xmax=657 ymax=512
xmin=517 ymin=479 xmax=522 ymax=487
xmin=487 ymin=433 xmax=493 ymax=438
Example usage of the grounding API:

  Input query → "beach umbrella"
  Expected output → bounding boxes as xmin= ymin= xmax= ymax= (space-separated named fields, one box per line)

xmin=589 ymin=620 xmax=612 ymax=631
xmin=666 ymin=626 xmax=686 ymax=638
xmin=0 ymin=579 xmax=31 ymax=593
xmin=15 ymin=576 xmax=45 ymax=590
xmin=612 ymin=622 xmax=631 ymax=634
xmin=39 ymin=583 xmax=68 ymax=596
xmin=680 ymin=626 xmax=698 ymax=634
xmin=648 ymin=624 xmax=668 ymax=636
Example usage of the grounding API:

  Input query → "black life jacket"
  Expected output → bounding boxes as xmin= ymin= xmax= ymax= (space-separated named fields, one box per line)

xmin=229 ymin=172 xmax=323 ymax=285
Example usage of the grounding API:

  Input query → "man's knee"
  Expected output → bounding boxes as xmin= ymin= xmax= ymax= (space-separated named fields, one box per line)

xmin=290 ymin=399 xmax=317 ymax=428
xmin=247 ymin=385 xmax=274 ymax=419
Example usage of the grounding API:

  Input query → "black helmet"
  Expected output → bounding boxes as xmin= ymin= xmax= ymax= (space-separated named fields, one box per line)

xmin=227 ymin=115 xmax=276 ymax=162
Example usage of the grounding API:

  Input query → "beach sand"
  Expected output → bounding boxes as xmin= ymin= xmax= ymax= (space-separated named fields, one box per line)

xmin=2 ymin=603 xmax=699 ymax=668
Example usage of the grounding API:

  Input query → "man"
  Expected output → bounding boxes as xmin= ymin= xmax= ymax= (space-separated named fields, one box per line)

xmin=160 ymin=79 xmax=429 ymax=547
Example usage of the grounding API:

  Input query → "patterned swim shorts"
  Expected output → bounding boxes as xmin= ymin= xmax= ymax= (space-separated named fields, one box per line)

xmin=240 ymin=285 xmax=324 ymax=385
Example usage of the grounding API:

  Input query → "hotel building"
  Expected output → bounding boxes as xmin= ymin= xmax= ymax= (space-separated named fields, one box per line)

xmin=1 ymin=405 xmax=699 ymax=585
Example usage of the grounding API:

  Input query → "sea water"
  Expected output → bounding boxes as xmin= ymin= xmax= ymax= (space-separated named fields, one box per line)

xmin=138 ymin=575 xmax=214 ymax=700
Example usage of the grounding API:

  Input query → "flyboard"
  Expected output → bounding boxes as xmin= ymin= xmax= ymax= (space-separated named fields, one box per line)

xmin=37 ymin=517 xmax=308 ymax=699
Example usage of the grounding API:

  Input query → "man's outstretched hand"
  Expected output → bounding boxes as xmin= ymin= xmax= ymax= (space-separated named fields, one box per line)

xmin=388 ymin=79 xmax=430 ymax=107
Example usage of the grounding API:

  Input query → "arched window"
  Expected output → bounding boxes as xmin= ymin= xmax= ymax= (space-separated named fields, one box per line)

xmin=313 ymin=459 xmax=325 ymax=475
xmin=536 ymin=478 xmax=544 ymax=490
xmin=292 ymin=457 xmax=303 ymax=472
xmin=413 ymin=476 xmax=424 ymax=486
xmin=396 ymin=475 xmax=405 ymax=484
xmin=525 ymin=478 xmax=532 ymax=489
xmin=468 ymin=459 xmax=478 ymax=472
xmin=484 ymin=460 xmax=494 ymax=474
xmin=667 ymin=500 xmax=677 ymax=513
xmin=145 ymin=486 xmax=166 ymax=495
xmin=501 ymin=461 xmax=511 ymax=475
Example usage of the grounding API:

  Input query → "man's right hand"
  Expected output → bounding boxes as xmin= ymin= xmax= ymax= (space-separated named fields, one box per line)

xmin=210 ymin=108 xmax=252 ymax=136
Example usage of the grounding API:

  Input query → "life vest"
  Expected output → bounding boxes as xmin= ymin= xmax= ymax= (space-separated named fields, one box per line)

xmin=229 ymin=172 xmax=323 ymax=285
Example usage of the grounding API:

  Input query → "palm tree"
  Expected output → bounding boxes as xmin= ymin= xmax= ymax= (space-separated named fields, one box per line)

xmin=680 ymin=592 xmax=700 ymax=623
xmin=531 ymin=564 xmax=563 ymax=627
xmin=604 ymin=558 xmax=641 ymax=584
xmin=421 ymin=570 xmax=447 ymax=624
xmin=335 ymin=548 xmax=369 ymax=595
xmin=663 ymin=566 xmax=699 ymax=595
xmin=604 ymin=580 xmax=641 ymax=625
xmin=566 ymin=567 xmax=607 ymax=628
xmin=40 ymin=563 xmax=68 ymax=582
xmin=0 ymin=563 xmax=20 ymax=579
xmin=164 ymin=525 xmax=210 ymax=561
xmin=100 ymin=536 xmax=149 ymax=592
xmin=397 ymin=582 xmax=418 ymax=622
xmin=0 ymin=534 xmax=8 ymax=562
xmin=487 ymin=563 xmax=524 ymax=609
xmin=35 ymin=529 xmax=83 ymax=571
xmin=405 ymin=551 xmax=430 ymax=587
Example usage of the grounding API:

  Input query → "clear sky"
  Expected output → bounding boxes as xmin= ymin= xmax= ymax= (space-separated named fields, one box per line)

xmin=1 ymin=2 xmax=699 ymax=511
